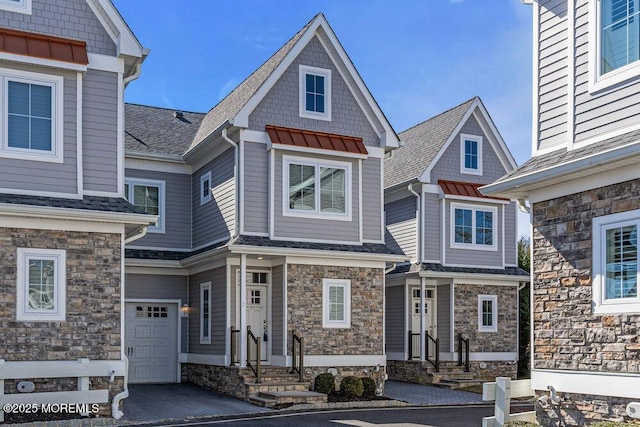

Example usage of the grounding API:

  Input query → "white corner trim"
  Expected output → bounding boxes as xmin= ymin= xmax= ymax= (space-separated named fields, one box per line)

xmin=303 ymin=354 xmax=386 ymax=367
xmin=531 ymin=369 xmax=640 ymax=399
xmin=76 ymin=72 xmax=84 ymax=197
xmin=117 ymin=71 xmax=124 ymax=198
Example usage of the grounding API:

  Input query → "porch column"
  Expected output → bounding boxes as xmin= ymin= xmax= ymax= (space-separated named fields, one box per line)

xmin=239 ymin=253 xmax=248 ymax=368
xmin=420 ymin=277 xmax=426 ymax=362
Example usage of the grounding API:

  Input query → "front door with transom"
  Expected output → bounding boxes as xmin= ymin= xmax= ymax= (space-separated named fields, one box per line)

xmin=411 ymin=288 xmax=435 ymax=359
xmin=246 ymin=272 xmax=269 ymax=362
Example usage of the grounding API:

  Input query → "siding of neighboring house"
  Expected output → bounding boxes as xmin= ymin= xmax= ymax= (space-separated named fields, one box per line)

xmin=189 ymin=267 xmax=226 ymax=355
xmin=423 ymin=192 xmax=441 ymax=262
xmin=243 ymin=141 xmax=269 ymax=235
xmin=192 ymin=148 xmax=235 ymax=248
xmin=271 ymin=264 xmax=284 ymax=356
xmin=505 ymin=202 xmax=518 ymax=265
xmin=125 ymin=273 xmax=188 ymax=353
xmin=0 ymin=65 xmax=78 ymax=194
xmin=83 ymin=70 xmax=119 ymax=194
xmin=362 ymin=157 xmax=383 ymax=241
xmin=385 ymin=281 xmax=405 ymax=355
xmin=437 ymin=283 xmax=451 ymax=353
xmin=385 ymin=196 xmax=417 ymax=260
xmin=248 ymin=36 xmax=380 ymax=148
xmin=537 ymin=0 xmax=569 ymax=152
xmin=0 ymin=0 xmax=116 ymax=55
xmin=430 ymin=114 xmax=508 ymax=184
xmin=572 ymin=0 xmax=640 ymax=143
xmin=272 ymin=150 xmax=360 ymax=242
xmin=125 ymin=169 xmax=191 ymax=249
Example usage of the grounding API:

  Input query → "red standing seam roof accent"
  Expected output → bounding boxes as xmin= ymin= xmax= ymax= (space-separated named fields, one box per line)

xmin=0 ymin=28 xmax=88 ymax=65
xmin=438 ymin=179 xmax=509 ymax=201
xmin=266 ymin=125 xmax=368 ymax=155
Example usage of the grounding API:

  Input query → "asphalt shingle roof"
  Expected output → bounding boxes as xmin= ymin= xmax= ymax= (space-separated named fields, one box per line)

xmin=234 ymin=235 xmax=404 ymax=256
xmin=0 ymin=194 xmax=143 ymax=214
xmin=384 ymin=97 xmax=476 ymax=188
xmin=125 ymin=103 xmax=206 ymax=157
xmin=390 ymin=262 xmax=529 ymax=278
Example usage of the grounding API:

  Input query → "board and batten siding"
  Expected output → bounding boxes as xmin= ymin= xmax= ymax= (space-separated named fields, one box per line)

xmin=125 ymin=273 xmax=188 ymax=353
xmin=273 ymin=151 xmax=360 ymax=242
xmin=437 ymin=284 xmax=451 ymax=353
xmin=189 ymin=267 xmax=226 ymax=355
xmin=572 ymin=0 xmax=640 ymax=142
xmin=423 ymin=192 xmax=441 ymax=262
xmin=537 ymin=0 xmax=569 ymax=152
xmin=0 ymin=65 xmax=77 ymax=194
xmin=248 ymin=35 xmax=380 ymax=148
xmin=83 ymin=70 xmax=118 ymax=194
xmin=385 ymin=280 xmax=405 ymax=355
xmin=125 ymin=169 xmax=191 ymax=249
xmin=243 ymin=141 xmax=269 ymax=234
xmin=192 ymin=148 xmax=235 ymax=248
xmin=271 ymin=264 xmax=284 ymax=356
xmin=362 ymin=157 xmax=383 ymax=241
xmin=385 ymin=196 xmax=417 ymax=260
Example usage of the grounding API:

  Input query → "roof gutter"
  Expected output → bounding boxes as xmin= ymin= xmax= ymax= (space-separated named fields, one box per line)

xmin=222 ymin=128 xmax=240 ymax=238
xmin=0 ymin=203 xmax=157 ymax=225
xmin=227 ymin=244 xmax=408 ymax=263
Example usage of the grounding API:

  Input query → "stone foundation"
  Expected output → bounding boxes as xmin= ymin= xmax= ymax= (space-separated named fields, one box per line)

xmin=183 ymin=364 xmax=245 ymax=399
xmin=535 ymin=391 xmax=636 ymax=426
xmin=305 ymin=365 xmax=386 ymax=392
xmin=388 ymin=359 xmax=516 ymax=383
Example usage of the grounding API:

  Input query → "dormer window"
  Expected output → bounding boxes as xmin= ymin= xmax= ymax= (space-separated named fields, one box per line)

xmin=460 ymin=134 xmax=482 ymax=175
xmin=299 ymin=65 xmax=331 ymax=121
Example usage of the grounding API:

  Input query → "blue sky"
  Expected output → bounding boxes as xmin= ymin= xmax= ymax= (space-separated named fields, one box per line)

xmin=113 ymin=0 xmax=533 ymax=237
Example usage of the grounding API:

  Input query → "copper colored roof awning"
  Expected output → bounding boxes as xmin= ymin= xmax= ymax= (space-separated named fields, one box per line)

xmin=0 ymin=28 xmax=88 ymax=65
xmin=266 ymin=125 xmax=368 ymax=155
xmin=439 ymin=180 xmax=508 ymax=201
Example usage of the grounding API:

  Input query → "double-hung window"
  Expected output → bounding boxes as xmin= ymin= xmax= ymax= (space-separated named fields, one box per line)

xmin=451 ymin=203 xmax=498 ymax=250
xmin=460 ymin=134 xmax=482 ymax=175
xmin=16 ymin=248 xmax=66 ymax=322
xmin=322 ymin=279 xmax=351 ymax=328
xmin=125 ymin=178 xmax=165 ymax=233
xmin=592 ymin=211 xmax=640 ymax=313
xmin=299 ymin=65 xmax=331 ymax=121
xmin=0 ymin=69 xmax=63 ymax=162
xmin=200 ymin=282 xmax=211 ymax=344
xmin=478 ymin=295 xmax=497 ymax=332
xmin=284 ymin=156 xmax=351 ymax=221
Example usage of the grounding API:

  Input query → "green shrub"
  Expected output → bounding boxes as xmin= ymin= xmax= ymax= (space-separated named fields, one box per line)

xmin=340 ymin=376 xmax=364 ymax=398
xmin=361 ymin=377 xmax=376 ymax=396
xmin=314 ymin=373 xmax=335 ymax=394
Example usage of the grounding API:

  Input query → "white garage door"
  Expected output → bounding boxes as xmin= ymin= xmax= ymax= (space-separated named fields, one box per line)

xmin=125 ymin=303 xmax=177 ymax=383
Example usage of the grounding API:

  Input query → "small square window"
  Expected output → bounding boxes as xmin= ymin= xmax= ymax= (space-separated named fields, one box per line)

xmin=478 ymin=295 xmax=497 ymax=332
xmin=299 ymin=65 xmax=331 ymax=121
xmin=322 ymin=279 xmax=351 ymax=328
xmin=16 ymin=248 xmax=66 ymax=322
xmin=200 ymin=171 xmax=212 ymax=205
xmin=460 ymin=134 xmax=482 ymax=175
xmin=200 ymin=282 xmax=211 ymax=344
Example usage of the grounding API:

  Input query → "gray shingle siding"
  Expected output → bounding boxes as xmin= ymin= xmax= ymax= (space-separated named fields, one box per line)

xmin=83 ymin=69 xmax=118 ymax=194
xmin=0 ymin=0 xmax=116 ymax=56
xmin=189 ymin=267 xmax=226 ymax=355
xmin=242 ymin=141 xmax=269 ymax=234
xmin=248 ymin=36 xmax=380 ymax=148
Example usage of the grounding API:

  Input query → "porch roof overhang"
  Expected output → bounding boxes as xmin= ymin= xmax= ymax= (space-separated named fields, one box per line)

xmin=439 ymin=179 xmax=508 ymax=201
xmin=0 ymin=27 xmax=88 ymax=66
xmin=266 ymin=124 xmax=368 ymax=156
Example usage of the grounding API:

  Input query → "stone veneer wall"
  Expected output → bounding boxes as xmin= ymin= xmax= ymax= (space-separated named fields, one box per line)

xmin=532 ymin=179 xmax=640 ymax=425
xmin=387 ymin=360 xmax=516 ymax=383
xmin=0 ymin=228 xmax=123 ymax=415
xmin=286 ymin=265 xmax=384 ymax=356
xmin=184 ymin=365 xmax=245 ymax=399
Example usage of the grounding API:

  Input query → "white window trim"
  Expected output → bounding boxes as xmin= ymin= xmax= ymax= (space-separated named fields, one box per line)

xmin=282 ymin=154 xmax=352 ymax=222
xmin=450 ymin=202 xmax=498 ymax=251
xmin=0 ymin=0 xmax=31 ymax=14
xmin=588 ymin=0 xmax=640 ymax=93
xmin=460 ymin=134 xmax=483 ymax=175
xmin=478 ymin=294 xmax=497 ymax=332
xmin=200 ymin=171 xmax=212 ymax=205
xmin=200 ymin=282 xmax=212 ymax=344
xmin=1 ymin=68 xmax=63 ymax=163
xmin=16 ymin=248 xmax=66 ymax=322
xmin=299 ymin=65 xmax=332 ymax=121
xmin=322 ymin=279 xmax=351 ymax=329
xmin=592 ymin=210 xmax=640 ymax=314
xmin=125 ymin=178 xmax=165 ymax=233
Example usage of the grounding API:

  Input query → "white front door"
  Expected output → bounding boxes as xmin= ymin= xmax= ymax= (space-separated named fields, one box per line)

xmin=411 ymin=288 xmax=435 ymax=359
xmin=247 ymin=284 xmax=268 ymax=362
xmin=125 ymin=303 xmax=177 ymax=383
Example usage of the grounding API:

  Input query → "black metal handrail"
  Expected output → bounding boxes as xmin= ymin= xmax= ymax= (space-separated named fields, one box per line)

xmin=425 ymin=331 xmax=439 ymax=372
xmin=230 ymin=327 xmax=239 ymax=366
xmin=457 ymin=333 xmax=470 ymax=372
xmin=408 ymin=330 xmax=421 ymax=359
xmin=291 ymin=330 xmax=304 ymax=382
xmin=247 ymin=326 xmax=262 ymax=383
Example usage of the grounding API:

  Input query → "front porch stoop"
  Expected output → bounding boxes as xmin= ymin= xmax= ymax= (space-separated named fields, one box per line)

xmin=239 ymin=367 xmax=327 ymax=408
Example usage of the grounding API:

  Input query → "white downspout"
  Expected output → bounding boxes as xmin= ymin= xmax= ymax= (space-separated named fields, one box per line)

xmin=123 ymin=62 xmax=142 ymax=86
xmin=222 ymin=128 xmax=240 ymax=238
xmin=408 ymin=183 xmax=421 ymax=263
xmin=111 ymin=356 xmax=129 ymax=419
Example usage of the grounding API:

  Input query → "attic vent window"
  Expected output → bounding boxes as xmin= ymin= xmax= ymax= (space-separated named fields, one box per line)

xmin=299 ymin=65 xmax=331 ymax=121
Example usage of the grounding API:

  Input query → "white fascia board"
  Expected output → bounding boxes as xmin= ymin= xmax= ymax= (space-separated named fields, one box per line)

xmin=124 ymin=258 xmax=184 ymax=269
xmin=125 ymin=156 xmax=192 ymax=175
xmin=420 ymin=99 xmax=478 ymax=183
xmin=418 ymin=270 xmax=529 ymax=282
xmin=531 ymin=369 xmax=640 ymax=399
xmin=0 ymin=52 xmax=87 ymax=72
xmin=0 ymin=203 xmax=156 ymax=226
xmin=90 ymin=0 xmax=144 ymax=58
xmin=480 ymin=141 xmax=640 ymax=199
xmin=228 ymin=244 xmax=408 ymax=263
xmin=87 ymin=53 xmax=123 ymax=73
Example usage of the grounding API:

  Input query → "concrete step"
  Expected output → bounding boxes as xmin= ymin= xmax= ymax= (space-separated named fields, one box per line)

xmin=253 ymin=391 xmax=327 ymax=407
xmin=245 ymin=381 xmax=311 ymax=394
xmin=435 ymin=378 xmax=484 ymax=390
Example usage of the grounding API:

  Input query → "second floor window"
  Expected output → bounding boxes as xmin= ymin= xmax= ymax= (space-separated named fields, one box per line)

xmin=451 ymin=203 xmax=497 ymax=250
xmin=125 ymin=178 xmax=165 ymax=233
xmin=460 ymin=134 xmax=482 ymax=175
xmin=284 ymin=156 xmax=351 ymax=220
xmin=299 ymin=65 xmax=331 ymax=121
xmin=600 ymin=0 xmax=640 ymax=74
